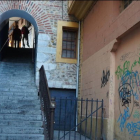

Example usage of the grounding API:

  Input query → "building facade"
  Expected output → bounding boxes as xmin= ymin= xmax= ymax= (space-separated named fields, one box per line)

xmin=74 ymin=0 xmax=140 ymax=140
xmin=1 ymin=0 xmax=140 ymax=140
xmin=0 ymin=1 xmax=79 ymax=96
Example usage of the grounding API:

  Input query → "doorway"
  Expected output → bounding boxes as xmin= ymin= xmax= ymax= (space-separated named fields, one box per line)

xmin=0 ymin=9 xmax=38 ymax=76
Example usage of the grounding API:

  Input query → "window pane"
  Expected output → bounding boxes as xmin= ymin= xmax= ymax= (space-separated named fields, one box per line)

xmin=71 ymin=51 xmax=75 ymax=58
xmin=62 ymin=50 xmax=66 ymax=58
xmin=62 ymin=29 xmax=77 ymax=59
xmin=62 ymin=41 xmax=67 ymax=49
xmin=67 ymin=50 xmax=71 ymax=58
xmin=67 ymin=42 xmax=71 ymax=49
xmin=68 ymin=32 xmax=71 ymax=40
xmin=63 ymin=31 xmax=67 ymax=39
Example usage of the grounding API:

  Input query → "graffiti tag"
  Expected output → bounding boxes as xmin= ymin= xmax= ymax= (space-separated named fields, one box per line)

xmin=134 ymin=100 xmax=140 ymax=107
xmin=117 ymin=108 xmax=130 ymax=131
xmin=118 ymin=83 xmax=132 ymax=108
xmin=126 ymin=121 xmax=140 ymax=136
xmin=101 ymin=70 xmax=110 ymax=88
xmin=115 ymin=57 xmax=140 ymax=79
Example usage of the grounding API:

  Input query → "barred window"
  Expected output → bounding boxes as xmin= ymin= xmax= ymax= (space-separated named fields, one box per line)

xmin=124 ymin=0 xmax=132 ymax=9
xmin=62 ymin=29 xmax=77 ymax=59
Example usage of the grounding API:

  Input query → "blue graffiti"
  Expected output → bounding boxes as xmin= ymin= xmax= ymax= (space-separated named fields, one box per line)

xmin=117 ymin=61 xmax=140 ymax=137
xmin=135 ymin=94 xmax=139 ymax=100
xmin=126 ymin=121 xmax=140 ymax=136
xmin=120 ymin=70 xmax=140 ymax=96
xmin=117 ymin=108 xmax=130 ymax=131
xmin=118 ymin=70 xmax=140 ymax=116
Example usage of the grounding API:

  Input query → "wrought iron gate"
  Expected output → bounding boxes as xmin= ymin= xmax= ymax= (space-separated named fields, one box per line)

xmin=53 ymin=98 xmax=104 ymax=140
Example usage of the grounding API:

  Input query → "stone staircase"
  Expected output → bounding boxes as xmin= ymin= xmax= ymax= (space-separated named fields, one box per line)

xmin=0 ymin=48 xmax=44 ymax=140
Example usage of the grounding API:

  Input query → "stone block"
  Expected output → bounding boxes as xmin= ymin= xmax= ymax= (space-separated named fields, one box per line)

xmin=38 ymin=40 xmax=49 ymax=47
xmin=37 ymin=53 xmax=50 ymax=62
xmin=44 ymin=63 xmax=56 ymax=70
xmin=37 ymin=46 xmax=56 ymax=54
xmin=38 ymin=33 xmax=50 ymax=41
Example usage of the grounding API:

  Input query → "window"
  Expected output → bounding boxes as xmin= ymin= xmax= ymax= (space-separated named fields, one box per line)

xmin=123 ymin=0 xmax=132 ymax=9
xmin=62 ymin=29 xmax=77 ymax=58
xmin=56 ymin=21 xmax=79 ymax=64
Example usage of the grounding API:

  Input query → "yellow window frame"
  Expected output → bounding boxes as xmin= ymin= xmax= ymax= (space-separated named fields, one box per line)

xmin=56 ymin=21 xmax=79 ymax=64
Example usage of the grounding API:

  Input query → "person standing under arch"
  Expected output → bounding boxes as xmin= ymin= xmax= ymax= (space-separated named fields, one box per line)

xmin=12 ymin=25 xmax=21 ymax=48
xmin=21 ymin=25 xmax=30 ymax=48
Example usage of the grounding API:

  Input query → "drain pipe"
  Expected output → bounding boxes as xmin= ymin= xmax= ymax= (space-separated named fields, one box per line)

xmin=76 ymin=21 xmax=81 ymax=98
xmin=76 ymin=21 xmax=81 ymax=131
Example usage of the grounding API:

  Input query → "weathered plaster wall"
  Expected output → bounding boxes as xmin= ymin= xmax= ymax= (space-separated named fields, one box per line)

xmin=81 ymin=41 xmax=112 ymax=118
xmin=81 ymin=1 xmax=140 ymax=139
xmin=114 ymin=25 xmax=140 ymax=140
xmin=81 ymin=38 xmax=116 ymax=139
xmin=0 ymin=1 xmax=78 ymax=89
xmin=83 ymin=1 xmax=140 ymax=61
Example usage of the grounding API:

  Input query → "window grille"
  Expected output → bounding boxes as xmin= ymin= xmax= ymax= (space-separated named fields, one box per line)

xmin=62 ymin=29 xmax=77 ymax=59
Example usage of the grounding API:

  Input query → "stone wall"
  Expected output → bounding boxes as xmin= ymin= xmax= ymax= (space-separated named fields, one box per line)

xmin=0 ymin=1 xmax=78 ymax=89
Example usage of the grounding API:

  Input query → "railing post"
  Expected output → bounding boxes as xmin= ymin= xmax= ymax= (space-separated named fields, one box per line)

xmin=50 ymin=98 xmax=56 ymax=140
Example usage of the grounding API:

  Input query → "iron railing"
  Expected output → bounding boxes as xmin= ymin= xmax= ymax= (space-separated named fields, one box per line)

xmin=0 ymin=37 xmax=9 ymax=52
xmin=39 ymin=65 xmax=56 ymax=140
xmin=53 ymin=98 xmax=104 ymax=140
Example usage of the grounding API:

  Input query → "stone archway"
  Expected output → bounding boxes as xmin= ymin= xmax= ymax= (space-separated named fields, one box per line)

xmin=0 ymin=1 xmax=53 ymax=34
xmin=0 ymin=1 xmax=54 ymax=85
xmin=0 ymin=9 xmax=39 ymax=82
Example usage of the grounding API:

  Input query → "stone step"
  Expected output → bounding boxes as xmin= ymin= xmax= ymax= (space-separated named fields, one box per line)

xmin=0 ymin=134 xmax=44 ymax=140
xmin=0 ymin=104 xmax=40 ymax=110
xmin=0 ymin=60 xmax=44 ymax=139
xmin=0 ymin=114 xmax=42 ymax=121
xmin=0 ymin=120 xmax=43 ymax=127
xmin=0 ymin=77 xmax=34 ymax=80
xmin=0 ymin=127 xmax=43 ymax=134
xmin=0 ymin=87 xmax=37 ymax=92
xmin=0 ymin=75 xmax=34 ymax=78
xmin=0 ymin=108 xmax=41 ymax=115
xmin=0 ymin=91 xmax=38 ymax=96
xmin=0 ymin=82 xmax=35 ymax=86
xmin=0 ymin=99 xmax=40 ymax=104
xmin=0 ymin=95 xmax=39 ymax=100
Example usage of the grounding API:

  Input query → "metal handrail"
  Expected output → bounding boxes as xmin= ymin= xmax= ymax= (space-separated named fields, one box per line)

xmin=0 ymin=37 xmax=9 ymax=52
xmin=39 ymin=65 xmax=56 ymax=140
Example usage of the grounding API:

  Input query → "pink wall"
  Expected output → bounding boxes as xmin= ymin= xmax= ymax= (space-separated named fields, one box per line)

xmin=83 ymin=1 xmax=140 ymax=62
xmin=81 ymin=1 xmax=140 ymax=139
xmin=114 ymin=23 xmax=140 ymax=140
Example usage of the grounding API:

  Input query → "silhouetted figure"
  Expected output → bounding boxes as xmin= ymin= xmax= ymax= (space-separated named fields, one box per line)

xmin=12 ymin=25 xmax=21 ymax=48
xmin=21 ymin=25 xmax=30 ymax=48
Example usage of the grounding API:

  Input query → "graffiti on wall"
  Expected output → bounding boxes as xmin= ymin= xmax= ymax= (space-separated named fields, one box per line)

xmin=117 ymin=108 xmax=130 ymax=131
xmin=101 ymin=70 xmax=110 ymax=88
xmin=115 ymin=57 xmax=140 ymax=80
xmin=126 ymin=121 xmax=140 ymax=136
xmin=116 ymin=56 xmax=140 ymax=138
xmin=133 ymin=111 xmax=140 ymax=119
xmin=120 ymin=52 xmax=135 ymax=62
